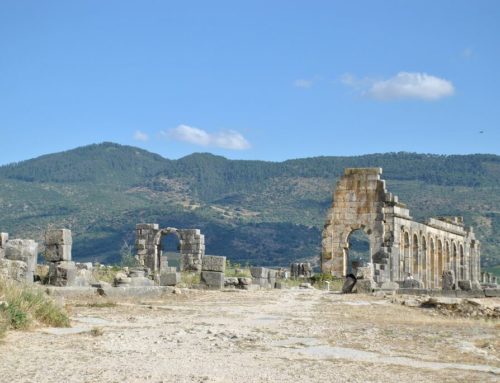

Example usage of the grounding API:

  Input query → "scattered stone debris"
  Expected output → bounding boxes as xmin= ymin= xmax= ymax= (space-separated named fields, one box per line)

xmin=390 ymin=295 xmax=500 ymax=319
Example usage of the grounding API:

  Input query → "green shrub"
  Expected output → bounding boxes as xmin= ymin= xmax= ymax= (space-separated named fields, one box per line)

xmin=0 ymin=277 xmax=70 ymax=338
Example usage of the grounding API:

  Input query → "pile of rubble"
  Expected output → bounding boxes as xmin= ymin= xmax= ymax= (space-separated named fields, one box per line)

xmin=391 ymin=295 xmax=500 ymax=319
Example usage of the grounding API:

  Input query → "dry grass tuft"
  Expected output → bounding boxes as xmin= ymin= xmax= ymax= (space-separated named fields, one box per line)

xmin=0 ymin=277 xmax=70 ymax=338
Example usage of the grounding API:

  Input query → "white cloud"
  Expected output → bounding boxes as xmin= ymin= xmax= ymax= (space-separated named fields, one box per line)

xmin=164 ymin=124 xmax=250 ymax=150
xmin=341 ymin=72 xmax=455 ymax=101
xmin=133 ymin=130 xmax=149 ymax=142
xmin=293 ymin=79 xmax=314 ymax=89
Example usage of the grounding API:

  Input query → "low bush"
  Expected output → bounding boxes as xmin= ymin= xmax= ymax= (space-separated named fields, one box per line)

xmin=0 ymin=277 xmax=70 ymax=338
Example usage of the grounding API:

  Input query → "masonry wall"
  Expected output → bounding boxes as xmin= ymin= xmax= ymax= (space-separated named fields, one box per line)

xmin=135 ymin=224 xmax=205 ymax=275
xmin=321 ymin=168 xmax=481 ymax=288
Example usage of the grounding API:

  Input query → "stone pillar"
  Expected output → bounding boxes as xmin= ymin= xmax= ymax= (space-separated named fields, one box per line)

xmin=4 ymin=239 xmax=38 ymax=284
xmin=135 ymin=223 xmax=159 ymax=271
xmin=179 ymin=229 xmax=205 ymax=271
xmin=45 ymin=229 xmax=76 ymax=286
xmin=201 ymin=255 xmax=225 ymax=289
xmin=0 ymin=232 xmax=8 ymax=259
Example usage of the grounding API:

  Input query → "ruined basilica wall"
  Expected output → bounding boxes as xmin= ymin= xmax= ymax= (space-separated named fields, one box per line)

xmin=388 ymin=214 xmax=480 ymax=288
xmin=321 ymin=168 xmax=481 ymax=288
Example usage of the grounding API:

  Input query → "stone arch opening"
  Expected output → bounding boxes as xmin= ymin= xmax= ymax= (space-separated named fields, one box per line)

xmin=412 ymin=234 xmax=419 ymax=278
xmin=459 ymin=244 xmax=465 ymax=280
xmin=160 ymin=231 xmax=182 ymax=271
xmin=421 ymin=236 xmax=434 ymax=286
xmin=153 ymin=228 xmax=183 ymax=273
xmin=444 ymin=241 xmax=450 ymax=271
xmin=452 ymin=242 xmax=457 ymax=279
xmin=345 ymin=229 xmax=371 ymax=276
xmin=430 ymin=237 xmax=435 ymax=288
xmin=402 ymin=231 xmax=410 ymax=279
xmin=437 ymin=239 xmax=443 ymax=288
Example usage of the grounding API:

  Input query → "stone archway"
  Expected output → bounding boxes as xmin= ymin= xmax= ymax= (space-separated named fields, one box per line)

xmin=344 ymin=227 xmax=372 ymax=276
xmin=135 ymin=224 xmax=205 ymax=274
xmin=153 ymin=228 xmax=183 ymax=273
xmin=321 ymin=168 xmax=482 ymax=286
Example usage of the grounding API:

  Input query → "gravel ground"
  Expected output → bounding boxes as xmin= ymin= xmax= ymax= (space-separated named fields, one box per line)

xmin=0 ymin=288 xmax=499 ymax=383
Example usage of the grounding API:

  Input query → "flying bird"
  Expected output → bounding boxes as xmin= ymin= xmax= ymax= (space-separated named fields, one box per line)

xmin=479 ymin=130 xmax=484 ymax=134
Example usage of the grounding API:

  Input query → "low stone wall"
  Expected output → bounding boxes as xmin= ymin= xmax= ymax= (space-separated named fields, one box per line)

xmin=250 ymin=267 xmax=279 ymax=288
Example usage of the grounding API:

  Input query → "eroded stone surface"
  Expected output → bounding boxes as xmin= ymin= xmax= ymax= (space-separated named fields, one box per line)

xmin=135 ymin=224 xmax=205 ymax=273
xmin=321 ymin=168 xmax=483 ymax=289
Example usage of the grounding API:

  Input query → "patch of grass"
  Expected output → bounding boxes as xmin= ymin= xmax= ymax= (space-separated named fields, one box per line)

xmin=90 ymin=327 xmax=104 ymax=336
xmin=0 ymin=277 xmax=70 ymax=338
xmin=92 ymin=265 xmax=122 ymax=284
xmin=224 ymin=267 xmax=251 ymax=277
xmin=181 ymin=272 xmax=200 ymax=287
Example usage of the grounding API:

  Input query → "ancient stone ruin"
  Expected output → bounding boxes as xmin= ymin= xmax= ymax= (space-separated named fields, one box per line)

xmin=0 ymin=233 xmax=38 ymax=284
xmin=135 ymin=223 xmax=205 ymax=274
xmin=290 ymin=262 xmax=312 ymax=278
xmin=321 ymin=168 xmax=482 ymax=289
xmin=45 ymin=229 xmax=76 ymax=286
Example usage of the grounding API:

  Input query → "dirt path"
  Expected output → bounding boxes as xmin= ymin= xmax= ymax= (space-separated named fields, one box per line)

xmin=0 ymin=289 xmax=498 ymax=382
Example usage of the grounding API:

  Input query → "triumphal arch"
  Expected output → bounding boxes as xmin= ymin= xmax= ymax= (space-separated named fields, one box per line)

xmin=321 ymin=168 xmax=481 ymax=288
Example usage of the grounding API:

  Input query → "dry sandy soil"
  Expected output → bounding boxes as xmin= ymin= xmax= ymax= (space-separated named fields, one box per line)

xmin=0 ymin=288 xmax=499 ymax=383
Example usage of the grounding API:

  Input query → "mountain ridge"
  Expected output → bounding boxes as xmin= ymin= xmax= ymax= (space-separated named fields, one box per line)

xmin=0 ymin=142 xmax=498 ymax=273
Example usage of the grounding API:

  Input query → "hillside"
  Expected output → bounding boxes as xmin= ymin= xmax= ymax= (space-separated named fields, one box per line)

xmin=0 ymin=142 xmax=499 ymax=273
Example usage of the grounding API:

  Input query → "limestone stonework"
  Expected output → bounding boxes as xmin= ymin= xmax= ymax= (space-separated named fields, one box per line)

xmin=135 ymin=224 xmax=205 ymax=274
xmin=321 ymin=168 xmax=481 ymax=288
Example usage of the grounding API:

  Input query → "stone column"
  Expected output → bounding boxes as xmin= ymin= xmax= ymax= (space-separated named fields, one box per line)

xmin=135 ymin=223 xmax=159 ymax=271
xmin=4 ymin=239 xmax=38 ymax=283
xmin=45 ymin=229 xmax=76 ymax=286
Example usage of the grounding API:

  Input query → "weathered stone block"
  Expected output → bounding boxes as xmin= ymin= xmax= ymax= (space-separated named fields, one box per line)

xmin=457 ymin=280 xmax=472 ymax=291
xmin=484 ymin=289 xmax=500 ymax=297
xmin=44 ymin=244 xmax=72 ymax=262
xmin=201 ymin=271 xmax=224 ymax=289
xmin=471 ymin=280 xmax=482 ymax=291
xmin=48 ymin=261 xmax=76 ymax=287
xmin=45 ymin=229 xmax=72 ymax=245
xmin=238 ymin=277 xmax=252 ymax=286
xmin=74 ymin=269 xmax=94 ymax=287
xmin=356 ymin=279 xmax=377 ymax=293
xmin=403 ymin=278 xmax=424 ymax=289
xmin=0 ymin=232 xmax=8 ymax=248
xmin=250 ymin=267 xmax=268 ymax=279
xmin=380 ymin=281 xmax=399 ymax=290
xmin=202 ymin=255 xmax=226 ymax=272
xmin=224 ymin=277 xmax=239 ymax=287
xmin=0 ymin=259 xmax=28 ymax=283
xmin=129 ymin=276 xmax=155 ymax=287
xmin=268 ymin=269 xmax=278 ymax=280
xmin=128 ymin=267 xmax=148 ymax=278
xmin=160 ymin=272 xmax=181 ymax=286
xmin=442 ymin=270 xmax=455 ymax=290
xmin=4 ymin=239 xmax=38 ymax=283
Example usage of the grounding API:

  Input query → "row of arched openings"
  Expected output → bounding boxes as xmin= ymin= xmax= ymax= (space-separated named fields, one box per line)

xmin=400 ymin=230 xmax=475 ymax=288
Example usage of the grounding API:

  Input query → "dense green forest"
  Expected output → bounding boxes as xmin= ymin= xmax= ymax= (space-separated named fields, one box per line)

xmin=0 ymin=142 xmax=499 ymax=274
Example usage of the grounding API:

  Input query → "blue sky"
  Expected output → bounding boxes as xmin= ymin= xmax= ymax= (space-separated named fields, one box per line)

xmin=0 ymin=0 xmax=499 ymax=165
